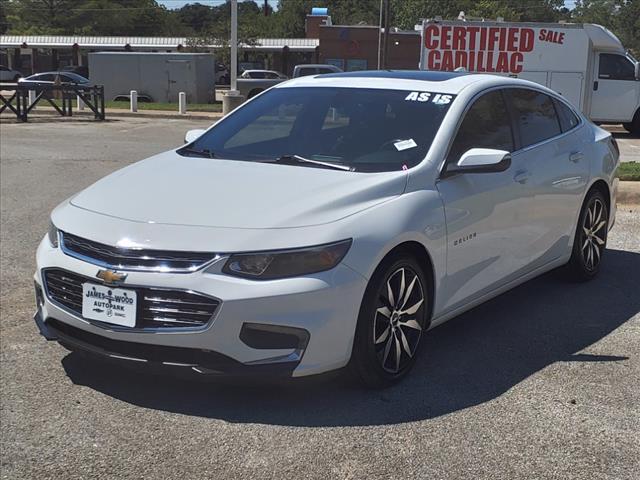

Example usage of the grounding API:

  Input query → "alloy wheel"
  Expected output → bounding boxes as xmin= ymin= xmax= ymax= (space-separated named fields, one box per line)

xmin=373 ymin=267 xmax=425 ymax=374
xmin=581 ymin=198 xmax=607 ymax=272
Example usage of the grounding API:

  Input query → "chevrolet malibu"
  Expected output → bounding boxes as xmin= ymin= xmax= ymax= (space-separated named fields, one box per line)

xmin=34 ymin=71 xmax=619 ymax=388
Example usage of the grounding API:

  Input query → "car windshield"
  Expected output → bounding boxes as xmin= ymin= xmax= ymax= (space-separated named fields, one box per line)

xmin=184 ymin=87 xmax=455 ymax=172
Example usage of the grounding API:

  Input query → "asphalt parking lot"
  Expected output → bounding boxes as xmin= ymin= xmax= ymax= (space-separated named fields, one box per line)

xmin=1 ymin=117 xmax=639 ymax=480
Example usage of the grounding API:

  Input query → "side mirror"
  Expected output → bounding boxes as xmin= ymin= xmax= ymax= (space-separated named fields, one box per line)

xmin=444 ymin=148 xmax=511 ymax=177
xmin=184 ymin=129 xmax=206 ymax=144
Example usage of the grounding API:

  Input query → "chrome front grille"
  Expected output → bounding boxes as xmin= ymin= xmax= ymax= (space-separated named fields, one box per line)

xmin=60 ymin=231 xmax=217 ymax=273
xmin=43 ymin=269 xmax=219 ymax=329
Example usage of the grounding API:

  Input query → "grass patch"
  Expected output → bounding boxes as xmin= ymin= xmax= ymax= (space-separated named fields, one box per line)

xmin=619 ymin=162 xmax=640 ymax=181
xmin=105 ymin=101 xmax=222 ymax=113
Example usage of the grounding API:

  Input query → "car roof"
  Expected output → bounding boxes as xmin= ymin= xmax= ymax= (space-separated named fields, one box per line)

xmin=278 ymin=70 xmax=552 ymax=96
xmin=27 ymin=71 xmax=88 ymax=81
xmin=295 ymin=64 xmax=339 ymax=69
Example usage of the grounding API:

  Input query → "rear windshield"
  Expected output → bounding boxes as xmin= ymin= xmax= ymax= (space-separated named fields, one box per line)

xmin=186 ymin=87 xmax=455 ymax=172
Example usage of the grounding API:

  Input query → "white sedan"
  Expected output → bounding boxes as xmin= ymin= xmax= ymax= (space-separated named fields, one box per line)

xmin=34 ymin=71 xmax=619 ymax=387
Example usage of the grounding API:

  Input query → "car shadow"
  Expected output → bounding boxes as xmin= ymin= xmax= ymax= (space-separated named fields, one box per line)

xmin=61 ymin=248 xmax=640 ymax=427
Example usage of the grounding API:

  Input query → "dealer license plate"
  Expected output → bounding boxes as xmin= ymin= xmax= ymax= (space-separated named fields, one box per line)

xmin=81 ymin=282 xmax=137 ymax=327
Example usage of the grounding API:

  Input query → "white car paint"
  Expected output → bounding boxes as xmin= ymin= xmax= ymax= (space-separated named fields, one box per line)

xmin=34 ymin=72 xmax=619 ymax=379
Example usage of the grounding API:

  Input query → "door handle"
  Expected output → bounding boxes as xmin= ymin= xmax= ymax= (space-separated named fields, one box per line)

xmin=513 ymin=169 xmax=531 ymax=184
xmin=569 ymin=151 xmax=584 ymax=163
xmin=593 ymin=81 xmax=598 ymax=91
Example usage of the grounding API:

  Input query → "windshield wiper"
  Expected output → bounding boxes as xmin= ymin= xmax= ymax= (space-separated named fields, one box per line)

xmin=275 ymin=154 xmax=354 ymax=171
xmin=179 ymin=147 xmax=215 ymax=158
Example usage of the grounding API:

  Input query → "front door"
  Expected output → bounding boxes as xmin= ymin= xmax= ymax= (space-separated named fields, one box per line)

xmin=436 ymin=89 xmax=531 ymax=313
xmin=590 ymin=53 xmax=639 ymax=123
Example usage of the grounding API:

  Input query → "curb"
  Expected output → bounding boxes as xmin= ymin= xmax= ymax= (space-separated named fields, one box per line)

xmin=618 ymin=181 xmax=640 ymax=206
xmin=1 ymin=108 xmax=223 ymax=122
xmin=104 ymin=111 xmax=223 ymax=121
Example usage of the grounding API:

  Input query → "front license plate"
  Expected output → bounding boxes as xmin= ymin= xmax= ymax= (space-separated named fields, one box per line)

xmin=81 ymin=282 xmax=137 ymax=327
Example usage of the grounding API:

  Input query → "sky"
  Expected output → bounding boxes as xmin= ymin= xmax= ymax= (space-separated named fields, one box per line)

xmin=158 ymin=0 xmax=576 ymax=11
xmin=158 ymin=0 xmax=278 ymax=8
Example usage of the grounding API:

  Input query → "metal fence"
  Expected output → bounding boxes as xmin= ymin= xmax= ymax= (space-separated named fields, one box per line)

xmin=0 ymin=83 xmax=105 ymax=122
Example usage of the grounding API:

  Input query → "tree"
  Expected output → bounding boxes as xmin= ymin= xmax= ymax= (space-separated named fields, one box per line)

xmin=390 ymin=0 xmax=567 ymax=30
xmin=4 ymin=0 xmax=181 ymax=35
xmin=573 ymin=0 xmax=639 ymax=55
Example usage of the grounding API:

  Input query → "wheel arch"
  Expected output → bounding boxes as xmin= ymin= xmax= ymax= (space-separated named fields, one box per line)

xmin=372 ymin=241 xmax=436 ymax=324
xmin=586 ymin=178 xmax=611 ymax=217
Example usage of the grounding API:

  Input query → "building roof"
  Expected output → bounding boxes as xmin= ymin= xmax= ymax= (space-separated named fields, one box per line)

xmin=0 ymin=35 xmax=319 ymax=52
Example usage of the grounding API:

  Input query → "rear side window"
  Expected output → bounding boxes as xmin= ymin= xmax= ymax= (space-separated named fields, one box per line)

xmin=599 ymin=54 xmax=635 ymax=81
xmin=448 ymin=90 xmax=514 ymax=163
xmin=297 ymin=68 xmax=316 ymax=77
xmin=553 ymin=99 xmax=580 ymax=132
xmin=508 ymin=89 xmax=561 ymax=148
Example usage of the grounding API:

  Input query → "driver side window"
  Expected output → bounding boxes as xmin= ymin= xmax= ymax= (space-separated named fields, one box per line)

xmin=447 ymin=90 xmax=514 ymax=164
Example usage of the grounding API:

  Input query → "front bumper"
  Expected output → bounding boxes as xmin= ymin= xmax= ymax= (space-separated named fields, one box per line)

xmin=35 ymin=237 xmax=368 ymax=378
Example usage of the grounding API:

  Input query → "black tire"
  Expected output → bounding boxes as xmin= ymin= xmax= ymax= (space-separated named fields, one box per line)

xmin=350 ymin=252 xmax=430 ymax=388
xmin=623 ymin=110 xmax=640 ymax=136
xmin=565 ymin=189 xmax=609 ymax=281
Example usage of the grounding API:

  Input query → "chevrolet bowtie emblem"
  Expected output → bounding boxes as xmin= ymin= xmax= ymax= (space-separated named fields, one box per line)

xmin=96 ymin=269 xmax=128 ymax=285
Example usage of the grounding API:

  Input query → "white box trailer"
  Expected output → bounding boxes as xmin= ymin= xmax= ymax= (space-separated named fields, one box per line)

xmin=419 ymin=20 xmax=640 ymax=133
xmin=88 ymin=52 xmax=215 ymax=104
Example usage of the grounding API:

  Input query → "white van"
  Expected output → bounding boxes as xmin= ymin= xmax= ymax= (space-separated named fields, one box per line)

xmin=419 ymin=20 xmax=640 ymax=134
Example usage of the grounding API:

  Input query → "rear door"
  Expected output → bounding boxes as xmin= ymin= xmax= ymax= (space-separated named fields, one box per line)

xmin=590 ymin=53 xmax=639 ymax=122
xmin=505 ymin=88 xmax=588 ymax=266
xmin=436 ymin=89 xmax=531 ymax=312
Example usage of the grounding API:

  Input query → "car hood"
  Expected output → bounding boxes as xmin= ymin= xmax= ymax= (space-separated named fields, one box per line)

xmin=70 ymin=151 xmax=407 ymax=229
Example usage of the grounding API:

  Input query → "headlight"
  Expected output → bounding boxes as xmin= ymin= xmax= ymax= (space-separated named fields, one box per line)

xmin=222 ymin=239 xmax=352 ymax=280
xmin=48 ymin=222 xmax=59 ymax=248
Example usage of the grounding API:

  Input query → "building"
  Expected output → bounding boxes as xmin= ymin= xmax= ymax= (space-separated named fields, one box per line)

xmin=0 ymin=35 xmax=320 ymax=78
xmin=318 ymin=26 xmax=421 ymax=71
xmin=0 ymin=8 xmax=422 ymax=77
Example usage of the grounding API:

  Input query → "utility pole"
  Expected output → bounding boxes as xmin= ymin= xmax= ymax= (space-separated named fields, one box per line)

xmin=264 ymin=0 xmax=269 ymax=16
xmin=230 ymin=0 xmax=238 ymax=93
xmin=376 ymin=0 xmax=383 ymax=69
xmin=223 ymin=0 xmax=242 ymax=115
xmin=381 ymin=0 xmax=391 ymax=70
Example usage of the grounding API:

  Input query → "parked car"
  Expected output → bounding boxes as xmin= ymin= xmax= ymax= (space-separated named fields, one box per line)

xmin=292 ymin=64 xmax=342 ymax=77
xmin=34 ymin=71 xmax=619 ymax=388
xmin=240 ymin=70 xmax=288 ymax=79
xmin=237 ymin=63 xmax=342 ymax=99
xmin=19 ymin=71 xmax=90 ymax=86
xmin=0 ymin=65 xmax=22 ymax=82
xmin=216 ymin=62 xmax=230 ymax=85
xmin=60 ymin=64 xmax=90 ymax=79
